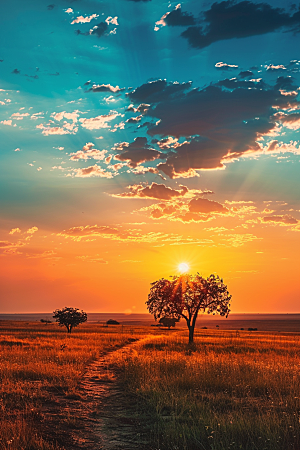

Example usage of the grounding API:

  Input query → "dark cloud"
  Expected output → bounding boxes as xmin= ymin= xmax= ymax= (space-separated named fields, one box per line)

xmin=189 ymin=198 xmax=228 ymax=214
xmin=128 ymin=79 xmax=191 ymax=104
xmin=128 ymin=78 xmax=298 ymax=178
xmin=239 ymin=70 xmax=254 ymax=78
xmin=47 ymin=4 xmax=55 ymax=10
xmin=164 ymin=6 xmax=196 ymax=27
xmin=181 ymin=1 xmax=300 ymax=49
xmin=216 ymin=78 xmax=265 ymax=89
xmin=274 ymin=76 xmax=298 ymax=91
xmin=114 ymin=137 xmax=162 ymax=168
xmin=114 ymin=183 xmax=189 ymax=200
xmin=127 ymin=0 xmax=151 ymax=2
xmin=12 ymin=69 xmax=20 ymax=74
xmin=262 ymin=215 xmax=298 ymax=225
xmin=76 ymin=22 xmax=108 ymax=37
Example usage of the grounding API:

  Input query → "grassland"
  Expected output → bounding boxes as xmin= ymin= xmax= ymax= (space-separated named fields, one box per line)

xmin=117 ymin=329 xmax=300 ymax=450
xmin=0 ymin=321 xmax=143 ymax=450
xmin=1 ymin=321 xmax=300 ymax=450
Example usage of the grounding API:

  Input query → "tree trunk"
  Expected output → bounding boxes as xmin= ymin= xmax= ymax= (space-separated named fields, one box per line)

xmin=188 ymin=325 xmax=195 ymax=343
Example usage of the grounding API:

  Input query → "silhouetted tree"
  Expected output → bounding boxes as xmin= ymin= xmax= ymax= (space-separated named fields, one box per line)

xmin=159 ymin=317 xmax=179 ymax=329
xmin=147 ymin=274 xmax=231 ymax=343
xmin=53 ymin=307 xmax=87 ymax=333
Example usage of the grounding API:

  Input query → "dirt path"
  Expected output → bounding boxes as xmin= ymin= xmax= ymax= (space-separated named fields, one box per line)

xmin=42 ymin=338 xmax=156 ymax=450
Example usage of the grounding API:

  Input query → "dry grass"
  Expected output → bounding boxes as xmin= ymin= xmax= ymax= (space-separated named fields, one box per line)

xmin=2 ymin=322 xmax=300 ymax=450
xmin=0 ymin=321 xmax=145 ymax=450
xmin=116 ymin=329 xmax=300 ymax=450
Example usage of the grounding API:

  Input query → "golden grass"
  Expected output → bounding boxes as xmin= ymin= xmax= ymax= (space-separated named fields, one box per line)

xmin=0 ymin=321 xmax=146 ymax=450
xmin=2 ymin=322 xmax=300 ymax=450
xmin=116 ymin=329 xmax=300 ymax=450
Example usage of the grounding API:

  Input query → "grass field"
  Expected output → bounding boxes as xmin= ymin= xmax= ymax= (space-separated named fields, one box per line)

xmin=0 ymin=321 xmax=143 ymax=450
xmin=1 ymin=321 xmax=300 ymax=450
xmin=117 ymin=329 xmax=300 ymax=450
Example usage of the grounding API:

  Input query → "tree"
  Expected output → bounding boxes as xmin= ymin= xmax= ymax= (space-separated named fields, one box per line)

xmin=53 ymin=307 xmax=87 ymax=333
xmin=146 ymin=274 xmax=231 ymax=343
xmin=159 ymin=317 xmax=179 ymax=329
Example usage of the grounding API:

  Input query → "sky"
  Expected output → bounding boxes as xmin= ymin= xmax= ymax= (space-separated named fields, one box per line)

xmin=0 ymin=0 xmax=299 ymax=314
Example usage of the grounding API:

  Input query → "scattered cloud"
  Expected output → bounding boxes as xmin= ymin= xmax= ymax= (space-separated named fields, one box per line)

xmin=112 ymin=182 xmax=212 ymax=200
xmin=72 ymin=165 xmax=114 ymax=178
xmin=155 ymin=4 xmax=195 ymax=31
xmin=57 ymin=224 xmax=214 ymax=246
xmin=76 ymin=255 xmax=108 ymax=263
xmin=69 ymin=142 xmax=107 ymax=161
xmin=87 ymin=83 xmax=123 ymax=93
xmin=71 ymin=14 xmax=99 ymax=25
xmin=9 ymin=228 xmax=21 ymax=235
xmin=261 ymin=214 xmax=298 ymax=225
xmin=79 ymin=112 xmax=121 ymax=130
xmin=215 ymin=62 xmax=238 ymax=70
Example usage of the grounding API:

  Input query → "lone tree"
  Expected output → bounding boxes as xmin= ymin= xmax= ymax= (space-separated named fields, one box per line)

xmin=146 ymin=274 xmax=231 ymax=343
xmin=53 ymin=307 xmax=87 ymax=333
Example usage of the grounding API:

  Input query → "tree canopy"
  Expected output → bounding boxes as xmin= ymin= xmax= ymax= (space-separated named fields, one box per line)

xmin=146 ymin=273 xmax=231 ymax=343
xmin=53 ymin=307 xmax=87 ymax=333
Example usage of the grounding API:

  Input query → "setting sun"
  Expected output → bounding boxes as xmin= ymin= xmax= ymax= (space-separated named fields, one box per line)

xmin=178 ymin=262 xmax=190 ymax=273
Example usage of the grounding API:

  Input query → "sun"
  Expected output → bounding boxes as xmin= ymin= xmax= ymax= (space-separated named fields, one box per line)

xmin=178 ymin=262 xmax=190 ymax=273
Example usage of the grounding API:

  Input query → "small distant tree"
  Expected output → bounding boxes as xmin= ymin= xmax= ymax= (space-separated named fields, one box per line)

xmin=106 ymin=319 xmax=120 ymax=325
xmin=159 ymin=317 xmax=179 ymax=329
xmin=53 ymin=307 xmax=87 ymax=333
xmin=147 ymin=274 xmax=231 ymax=343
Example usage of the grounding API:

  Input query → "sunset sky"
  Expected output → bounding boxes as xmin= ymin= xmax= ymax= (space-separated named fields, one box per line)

xmin=0 ymin=0 xmax=299 ymax=314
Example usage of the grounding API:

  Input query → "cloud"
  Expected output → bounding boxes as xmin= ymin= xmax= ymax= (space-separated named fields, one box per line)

xmin=88 ymin=83 xmax=123 ymax=93
xmin=57 ymin=224 xmax=214 ymax=246
xmin=0 ymin=120 xmax=13 ymax=126
xmin=11 ymin=112 xmax=30 ymax=120
xmin=72 ymin=165 xmax=114 ymax=178
xmin=105 ymin=16 xmax=118 ymax=26
xmin=155 ymin=4 xmax=195 ymax=31
xmin=188 ymin=198 xmax=228 ymax=214
xmin=0 ymin=241 xmax=20 ymax=248
xmin=239 ymin=70 xmax=254 ymax=78
xmin=69 ymin=142 xmax=107 ymax=161
xmin=36 ymin=123 xmax=78 ymax=135
xmin=71 ymin=14 xmax=99 ymax=24
xmin=114 ymin=137 xmax=162 ymax=168
xmin=215 ymin=62 xmax=238 ymax=70
xmin=65 ymin=8 xmax=73 ymax=14
xmin=181 ymin=1 xmax=300 ymax=49
xmin=79 ymin=112 xmax=121 ymax=130
xmin=273 ymin=112 xmax=300 ymax=130
xmin=266 ymin=64 xmax=286 ymax=71
xmin=221 ymin=233 xmax=261 ymax=247
xmin=128 ymin=78 xmax=299 ymax=178
xmin=128 ymin=79 xmax=192 ymax=104
xmin=51 ymin=111 xmax=79 ymax=122
xmin=113 ymin=182 xmax=212 ymax=200
xmin=76 ymin=255 xmax=108 ymax=263
xmin=26 ymin=227 xmax=38 ymax=234
xmin=89 ymin=22 xmax=108 ymax=37
xmin=126 ymin=115 xmax=142 ymax=124
xmin=9 ymin=228 xmax=21 ymax=235
xmin=261 ymin=214 xmax=298 ymax=225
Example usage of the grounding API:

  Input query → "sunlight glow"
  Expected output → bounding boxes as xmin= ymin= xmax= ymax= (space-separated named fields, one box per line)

xmin=178 ymin=262 xmax=189 ymax=273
